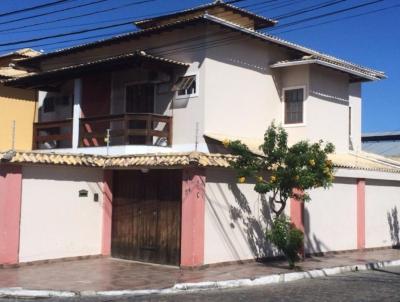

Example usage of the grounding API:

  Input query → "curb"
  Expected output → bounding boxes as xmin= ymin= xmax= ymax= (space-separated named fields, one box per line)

xmin=1 ymin=259 xmax=400 ymax=299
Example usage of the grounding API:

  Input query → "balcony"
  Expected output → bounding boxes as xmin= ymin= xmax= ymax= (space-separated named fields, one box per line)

xmin=33 ymin=113 xmax=172 ymax=150
xmin=33 ymin=119 xmax=73 ymax=150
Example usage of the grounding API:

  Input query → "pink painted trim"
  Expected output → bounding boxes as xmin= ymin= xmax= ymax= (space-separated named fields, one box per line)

xmin=290 ymin=190 xmax=304 ymax=233
xmin=357 ymin=179 xmax=366 ymax=250
xmin=101 ymin=170 xmax=113 ymax=256
xmin=0 ymin=165 xmax=22 ymax=265
xmin=181 ymin=168 xmax=205 ymax=267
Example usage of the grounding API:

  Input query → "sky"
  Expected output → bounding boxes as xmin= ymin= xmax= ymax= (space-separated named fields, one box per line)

xmin=0 ymin=0 xmax=399 ymax=134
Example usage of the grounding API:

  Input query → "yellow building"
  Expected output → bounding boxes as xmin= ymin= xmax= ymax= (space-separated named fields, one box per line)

xmin=0 ymin=49 xmax=40 ymax=151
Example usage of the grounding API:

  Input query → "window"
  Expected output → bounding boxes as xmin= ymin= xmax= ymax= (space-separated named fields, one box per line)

xmin=172 ymin=75 xmax=197 ymax=97
xmin=284 ymin=88 xmax=304 ymax=125
xmin=43 ymin=97 xmax=55 ymax=113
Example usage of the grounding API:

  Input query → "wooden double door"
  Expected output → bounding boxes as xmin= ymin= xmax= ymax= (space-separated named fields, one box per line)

xmin=111 ymin=170 xmax=182 ymax=266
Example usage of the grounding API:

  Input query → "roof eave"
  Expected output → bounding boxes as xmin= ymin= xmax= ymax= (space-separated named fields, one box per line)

xmin=270 ymin=60 xmax=383 ymax=82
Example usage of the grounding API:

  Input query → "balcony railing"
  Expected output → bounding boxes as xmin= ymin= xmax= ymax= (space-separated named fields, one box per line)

xmin=33 ymin=114 xmax=173 ymax=150
xmin=79 ymin=113 xmax=173 ymax=147
xmin=33 ymin=119 xmax=73 ymax=150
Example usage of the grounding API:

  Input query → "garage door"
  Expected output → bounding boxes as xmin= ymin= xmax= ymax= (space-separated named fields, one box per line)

xmin=111 ymin=170 xmax=181 ymax=265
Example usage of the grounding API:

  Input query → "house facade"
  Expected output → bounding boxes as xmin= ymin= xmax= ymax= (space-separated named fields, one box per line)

xmin=1 ymin=1 xmax=399 ymax=268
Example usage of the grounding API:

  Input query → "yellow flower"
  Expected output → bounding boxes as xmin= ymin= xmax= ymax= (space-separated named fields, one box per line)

xmin=257 ymin=176 xmax=264 ymax=183
xmin=309 ymin=159 xmax=316 ymax=166
xmin=222 ymin=139 xmax=230 ymax=148
xmin=238 ymin=176 xmax=246 ymax=183
xmin=270 ymin=175 xmax=277 ymax=183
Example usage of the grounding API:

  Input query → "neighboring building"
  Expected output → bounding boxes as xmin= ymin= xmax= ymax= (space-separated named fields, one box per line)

xmin=1 ymin=1 xmax=399 ymax=268
xmin=362 ymin=132 xmax=400 ymax=159
xmin=0 ymin=48 xmax=41 ymax=151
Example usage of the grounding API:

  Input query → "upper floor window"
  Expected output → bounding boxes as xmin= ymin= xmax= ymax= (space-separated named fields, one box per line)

xmin=284 ymin=88 xmax=304 ymax=125
xmin=173 ymin=74 xmax=197 ymax=98
xmin=43 ymin=97 xmax=55 ymax=113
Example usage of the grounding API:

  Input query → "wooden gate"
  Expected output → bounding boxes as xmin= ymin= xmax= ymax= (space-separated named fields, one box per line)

xmin=111 ymin=170 xmax=181 ymax=265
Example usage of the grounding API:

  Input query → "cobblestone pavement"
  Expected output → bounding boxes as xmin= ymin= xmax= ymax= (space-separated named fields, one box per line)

xmin=1 ymin=265 xmax=400 ymax=302
xmin=0 ymin=249 xmax=399 ymax=292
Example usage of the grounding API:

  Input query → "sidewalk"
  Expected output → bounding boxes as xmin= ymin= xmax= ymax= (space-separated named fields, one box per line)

xmin=0 ymin=249 xmax=399 ymax=296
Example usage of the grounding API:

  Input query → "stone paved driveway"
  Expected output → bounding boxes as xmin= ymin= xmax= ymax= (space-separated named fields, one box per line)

xmin=0 ymin=249 xmax=399 ymax=292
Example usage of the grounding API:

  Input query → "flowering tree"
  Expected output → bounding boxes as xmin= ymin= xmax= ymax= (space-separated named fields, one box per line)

xmin=224 ymin=123 xmax=335 ymax=217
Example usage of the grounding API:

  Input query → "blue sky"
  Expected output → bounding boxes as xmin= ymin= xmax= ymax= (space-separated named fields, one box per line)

xmin=0 ymin=0 xmax=399 ymax=134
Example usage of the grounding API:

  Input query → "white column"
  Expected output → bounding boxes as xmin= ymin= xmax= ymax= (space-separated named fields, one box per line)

xmin=72 ymin=78 xmax=82 ymax=150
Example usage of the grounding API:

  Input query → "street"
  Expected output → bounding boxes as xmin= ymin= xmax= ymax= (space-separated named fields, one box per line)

xmin=1 ymin=265 xmax=400 ymax=302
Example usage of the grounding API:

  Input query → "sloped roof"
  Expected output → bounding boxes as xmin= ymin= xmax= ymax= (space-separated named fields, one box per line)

xmin=0 ymin=67 xmax=32 ymax=79
xmin=1 ymin=147 xmax=399 ymax=173
xmin=134 ymin=0 xmax=277 ymax=30
xmin=204 ymin=133 xmax=400 ymax=173
xmin=270 ymin=55 xmax=385 ymax=82
xmin=0 ymin=48 xmax=41 ymax=59
xmin=4 ymin=50 xmax=188 ymax=88
xmin=15 ymin=14 xmax=384 ymax=81
xmin=0 ymin=151 xmax=234 ymax=169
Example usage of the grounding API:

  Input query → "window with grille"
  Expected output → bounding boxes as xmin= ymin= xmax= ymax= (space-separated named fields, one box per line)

xmin=284 ymin=88 xmax=304 ymax=125
xmin=172 ymin=75 xmax=197 ymax=97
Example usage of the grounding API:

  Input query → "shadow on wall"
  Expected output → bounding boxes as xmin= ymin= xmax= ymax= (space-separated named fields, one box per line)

xmin=228 ymin=183 xmax=275 ymax=258
xmin=303 ymin=207 xmax=330 ymax=255
xmin=206 ymin=178 xmax=276 ymax=262
xmin=387 ymin=206 xmax=400 ymax=247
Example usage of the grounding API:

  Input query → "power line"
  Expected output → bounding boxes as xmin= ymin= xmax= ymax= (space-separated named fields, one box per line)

xmin=0 ymin=0 xmax=389 ymax=64
xmin=0 ymin=21 xmax=136 ymax=47
xmin=272 ymin=0 xmax=349 ymax=20
xmin=253 ymin=0 xmax=308 ymax=14
xmin=274 ymin=2 xmax=400 ymax=34
xmin=3 ymin=16 xmax=136 ymax=35
xmin=0 ymin=0 xmax=253 ymax=34
xmin=241 ymin=0 xmax=281 ymax=9
xmin=0 ymin=0 xmax=75 ymax=18
xmin=268 ymin=0 xmax=385 ymax=31
xmin=0 ymin=0 xmax=266 ymax=47
xmin=0 ymin=0 xmax=113 ymax=26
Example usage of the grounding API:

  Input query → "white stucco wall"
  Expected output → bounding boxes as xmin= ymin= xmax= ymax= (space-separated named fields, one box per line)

xmin=349 ymin=83 xmax=362 ymax=151
xmin=204 ymin=168 xmax=288 ymax=265
xmin=204 ymin=171 xmax=360 ymax=263
xmin=304 ymin=177 xmax=357 ymax=253
xmin=365 ymin=179 xmax=400 ymax=248
xmin=203 ymin=29 xmax=286 ymax=141
xmin=19 ymin=166 xmax=103 ymax=262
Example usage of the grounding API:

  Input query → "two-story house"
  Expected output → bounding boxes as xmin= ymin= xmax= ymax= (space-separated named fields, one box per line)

xmin=1 ymin=1 xmax=399 ymax=268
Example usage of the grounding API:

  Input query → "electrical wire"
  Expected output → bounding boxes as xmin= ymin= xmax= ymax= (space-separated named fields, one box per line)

xmin=0 ymin=0 xmax=75 ymax=18
xmin=268 ymin=0 xmax=385 ymax=31
xmin=274 ymin=2 xmax=400 ymax=34
xmin=272 ymin=0 xmax=349 ymax=20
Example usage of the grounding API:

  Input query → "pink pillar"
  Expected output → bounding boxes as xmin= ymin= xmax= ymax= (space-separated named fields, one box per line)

xmin=181 ymin=168 xmax=205 ymax=267
xmin=357 ymin=179 xmax=366 ymax=250
xmin=290 ymin=191 xmax=304 ymax=233
xmin=0 ymin=165 xmax=22 ymax=265
xmin=101 ymin=170 xmax=113 ymax=256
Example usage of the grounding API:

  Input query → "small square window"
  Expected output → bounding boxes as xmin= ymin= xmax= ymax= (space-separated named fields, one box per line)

xmin=172 ymin=75 xmax=197 ymax=97
xmin=284 ymin=88 xmax=304 ymax=125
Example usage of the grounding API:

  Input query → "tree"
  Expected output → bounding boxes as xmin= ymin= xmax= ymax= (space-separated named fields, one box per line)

xmin=224 ymin=123 xmax=335 ymax=268
xmin=224 ymin=122 xmax=335 ymax=217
